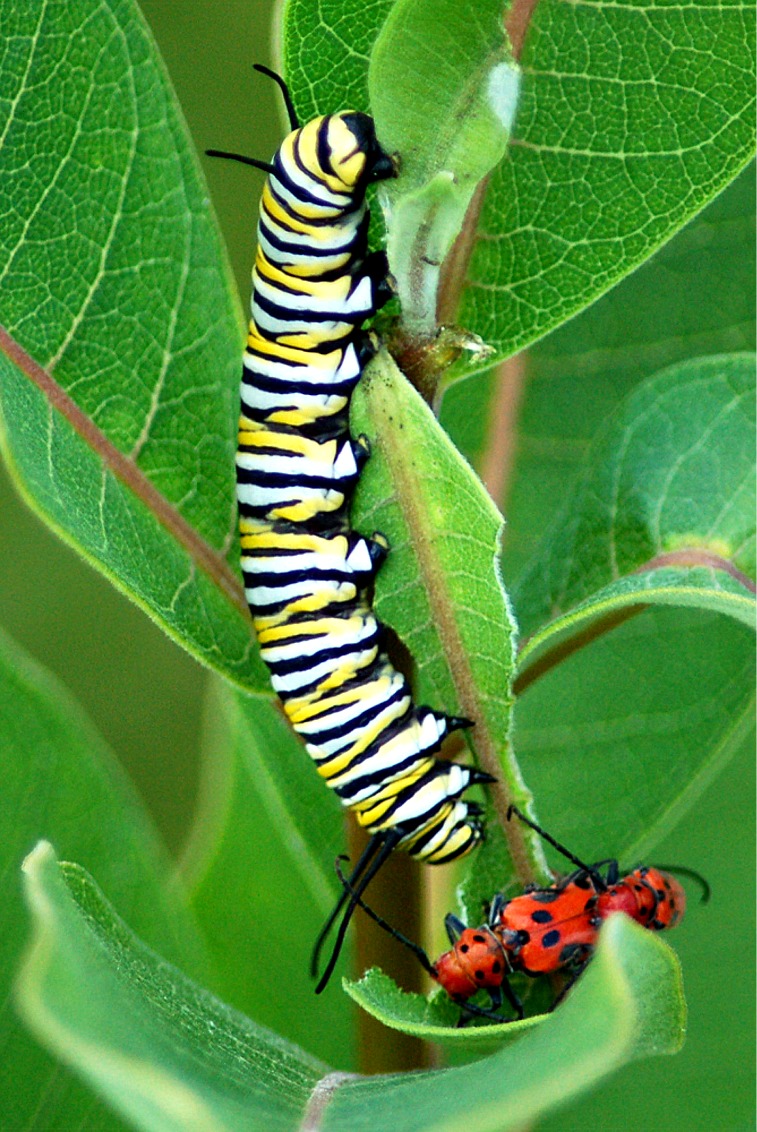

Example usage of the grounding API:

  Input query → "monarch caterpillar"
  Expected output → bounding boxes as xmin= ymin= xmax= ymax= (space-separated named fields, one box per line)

xmin=208 ymin=66 xmax=492 ymax=988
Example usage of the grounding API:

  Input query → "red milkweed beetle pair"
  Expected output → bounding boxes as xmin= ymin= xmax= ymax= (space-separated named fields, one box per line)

xmin=337 ymin=805 xmax=709 ymax=1023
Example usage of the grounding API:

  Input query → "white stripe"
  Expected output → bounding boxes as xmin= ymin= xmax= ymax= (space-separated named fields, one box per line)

xmin=237 ymin=482 xmax=344 ymax=508
xmin=269 ymin=172 xmax=348 ymax=218
xmin=261 ymin=618 xmax=376 ymax=665
xmin=241 ymin=384 xmax=347 ymax=417
xmin=247 ymin=578 xmax=355 ymax=606
xmin=251 ymin=303 xmax=350 ymax=339
xmin=242 ymin=340 xmax=362 ymax=388
xmin=236 ymin=442 xmax=354 ymax=478
xmin=270 ymin=644 xmax=377 ymax=695
xmin=242 ymin=548 xmax=352 ymax=575
xmin=296 ymin=676 xmax=408 ymax=741
xmin=253 ymin=272 xmax=373 ymax=317
xmin=304 ymin=698 xmax=411 ymax=761
xmin=275 ymin=157 xmax=353 ymax=206
xmin=330 ymin=745 xmax=428 ymax=799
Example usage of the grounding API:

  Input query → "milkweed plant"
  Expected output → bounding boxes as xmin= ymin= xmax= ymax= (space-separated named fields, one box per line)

xmin=0 ymin=0 xmax=753 ymax=1129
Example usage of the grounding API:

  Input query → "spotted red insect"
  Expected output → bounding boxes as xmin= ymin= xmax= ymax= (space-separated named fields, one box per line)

xmin=339 ymin=805 xmax=708 ymax=1023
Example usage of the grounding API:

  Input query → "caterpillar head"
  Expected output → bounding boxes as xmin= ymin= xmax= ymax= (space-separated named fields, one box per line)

xmin=299 ymin=113 xmax=398 ymax=195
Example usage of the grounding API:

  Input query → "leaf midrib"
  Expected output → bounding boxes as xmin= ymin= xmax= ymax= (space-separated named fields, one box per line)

xmin=0 ymin=324 xmax=248 ymax=620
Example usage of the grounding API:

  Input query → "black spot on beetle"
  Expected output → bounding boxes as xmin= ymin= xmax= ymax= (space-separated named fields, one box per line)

xmin=530 ymin=890 xmax=561 ymax=903
xmin=656 ymin=889 xmax=666 ymax=900
xmin=472 ymin=934 xmax=486 ymax=943
xmin=475 ymin=970 xmax=485 ymax=980
xmin=530 ymin=910 xmax=553 ymax=924
xmin=460 ymin=944 xmax=469 ymax=953
xmin=492 ymin=960 xmax=502 ymax=974
xmin=542 ymin=929 xmax=561 ymax=949
xmin=559 ymin=942 xmax=586 ymax=964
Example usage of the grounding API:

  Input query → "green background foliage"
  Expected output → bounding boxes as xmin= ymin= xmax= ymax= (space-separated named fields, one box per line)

xmin=0 ymin=0 xmax=754 ymax=1128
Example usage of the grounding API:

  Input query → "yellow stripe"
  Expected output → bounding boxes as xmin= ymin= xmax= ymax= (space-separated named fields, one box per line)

xmin=252 ymin=585 xmax=353 ymax=631
xmin=285 ymin=254 xmax=351 ymax=278
xmin=255 ymin=251 xmax=351 ymax=300
xmin=287 ymin=126 xmax=358 ymax=196
xmin=268 ymin=405 xmax=345 ymax=427
xmin=286 ymin=672 xmax=393 ymax=724
xmin=349 ymin=761 xmax=432 ymax=808
xmin=246 ymin=329 xmax=345 ymax=369
xmin=256 ymin=611 xmax=369 ymax=645
xmin=261 ymin=185 xmax=346 ymax=240
xmin=242 ymin=530 xmax=349 ymax=553
xmin=238 ymin=428 xmax=337 ymax=460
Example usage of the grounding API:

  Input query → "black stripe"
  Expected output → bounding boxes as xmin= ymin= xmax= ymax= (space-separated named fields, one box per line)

xmin=241 ymin=564 xmax=357 ymax=589
xmin=258 ymin=216 xmax=355 ymax=259
xmin=241 ymin=366 xmax=358 ymax=397
xmin=266 ymin=177 xmax=362 ymax=228
xmin=298 ymin=680 xmax=408 ymax=748
xmin=316 ymin=117 xmax=333 ymax=178
xmin=236 ymin=471 xmax=354 ymax=496
xmin=253 ymin=289 xmax=369 ymax=326
xmin=264 ymin=629 xmax=379 ymax=676
xmin=293 ymin=129 xmax=335 ymax=193
xmin=272 ymin=153 xmax=350 ymax=210
xmin=332 ymin=750 xmax=429 ymax=799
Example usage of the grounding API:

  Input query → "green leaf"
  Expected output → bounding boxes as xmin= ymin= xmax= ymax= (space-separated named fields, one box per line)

xmin=282 ymin=0 xmax=394 ymax=256
xmin=283 ymin=0 xmax=391 ymax=119
xmin=0 ymin=0 xmax=267 ymax=691
xmin=337 ymin=915 xmax=684 ymax=1129
xmin=0 ymin=625 xmax=207 ymax=1130
xmin=368 ymin=0 xmax=519 ymax=333
xmin=461 ymin=355 xmax=755 ymax=904
xmin=506 ymin=355 xmax=755 ymax=864
xmin=17 ymin=845 xmax=686 ymax=1132
xmin=350 ymin=351 xmax=532 ymax=875
xmin=184 ymin=684 xmax=355 ymax=1067
xmin=344 ymin=967 xmax=539 ymax=1049
xmin=442 ymin=163 xmax=756 ymax=579
xmin=17 ymin=843 xmax=327 ymax=1132
xmin=515 ymin=603 xmax=755 ymax=865
xmin=515 ymin=353 xmax=756 ymax=646
xmin=285 ymin=0 xmax=754 ymax=375
xmin=456 ymin=0 xmax=756 ymax=374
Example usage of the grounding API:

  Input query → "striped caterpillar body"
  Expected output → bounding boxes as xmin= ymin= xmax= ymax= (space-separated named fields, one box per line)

xmin=213 ymin=69 xmax=492 ymax=984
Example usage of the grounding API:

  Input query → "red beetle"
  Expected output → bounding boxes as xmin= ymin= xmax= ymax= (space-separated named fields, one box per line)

xmin=340 ymin=806 xmax=706 ymax=1023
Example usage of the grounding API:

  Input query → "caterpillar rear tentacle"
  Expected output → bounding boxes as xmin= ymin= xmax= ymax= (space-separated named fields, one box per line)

xmin=211 ymin=69 xmax=494 ymax=988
